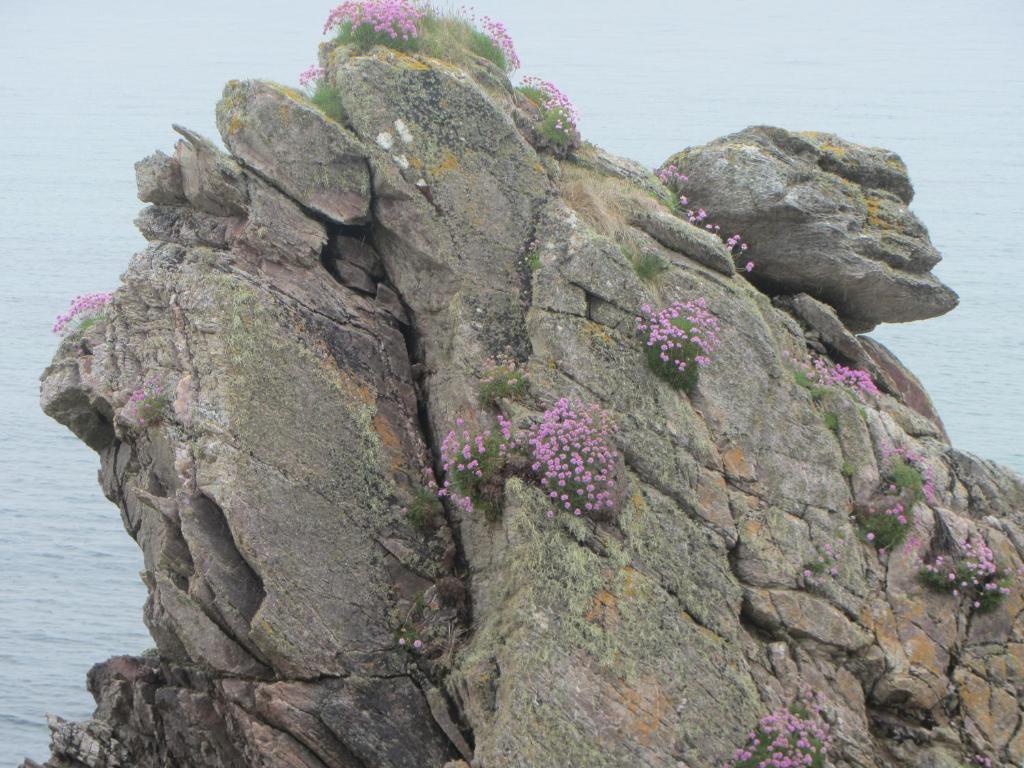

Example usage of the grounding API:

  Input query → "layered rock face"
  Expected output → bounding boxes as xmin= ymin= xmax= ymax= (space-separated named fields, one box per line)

xmin=30 ymin=44 xmax=1024 ymax=768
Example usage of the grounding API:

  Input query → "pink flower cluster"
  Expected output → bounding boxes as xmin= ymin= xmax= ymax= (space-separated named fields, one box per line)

xmin=798 ymin=355 xmax=880 ymax=402
xmin=439 ymin=415 xmax=515 ymax=514
xmin=636 ymin=298 xmax=720 ymax=390
xmin=529 ymin=398 xmax=618 ymax=519
xmin=919 ymin=535 xmax=1014 ymax=612
xmin=974 ymin=755 xmax=994 ymax=768
xmin=520 ymin=76 xmax=579 ymax=139
xmin=438 ymin=399 xmax=621 ymax=520
xmin=479 ymin=15 xmax=520 ymax=70
xmin=299 ymin=65 xmax=325 ymax=86
xmin=52 ymin=292 xmax=112 ymax=335
xmin=817 ymin=358 xmax=880 ymax=400
xmin=803 ymin=539 xmax=842 ymax=581
xmin=725 ymin=695 xmax=831 ymax=768
xmin=860 ymin=500 xmax=910 ymax=547
xmin=882 ymin=444 xmax=936 ymax=504
xmin=657 ymin=163 xmax=688 ymax=197
xmin=396 ymin=630 xmax=424 ymax=651
xmin=323 ymin=0 xmax=424 ymax=39
xmin=124 ymin=377 xmax=168 ymax=427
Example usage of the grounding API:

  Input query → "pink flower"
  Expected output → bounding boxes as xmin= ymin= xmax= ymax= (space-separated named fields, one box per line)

xmin=299 ymin=65 xmax=325 ymax=87
xmin=52 ymin=292 xmax=113 ymax=335
xmin=745 ymin=261 xmax=754 ymax=272
xmin=323 ymin=0 xmax=424 ymax=40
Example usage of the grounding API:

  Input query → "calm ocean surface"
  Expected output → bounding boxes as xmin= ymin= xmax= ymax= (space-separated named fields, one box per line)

xmin=1 ymin=0 xmax=1021 ymax=763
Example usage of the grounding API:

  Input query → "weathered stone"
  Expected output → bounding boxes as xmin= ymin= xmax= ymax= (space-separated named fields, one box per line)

xmin=216 ymin=80 xmax=371 ymax=224
xmin=630 ymin=207 xmax=736 ymax=276
xmin=135 ymin=150 xmax=186 ymax=205
xmin=332 ymin=234 xmax=383 ymax=277
xmin=173 ymin=125 xmax=249 ymax=218
xmin=860 ymin=336 xmax=950 ymax=440
xmin=665 ymin=126 xmax=959 ymax=326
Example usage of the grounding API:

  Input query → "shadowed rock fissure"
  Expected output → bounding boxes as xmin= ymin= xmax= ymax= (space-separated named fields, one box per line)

xmin=314 ymin=208 xmax=478 ymax=755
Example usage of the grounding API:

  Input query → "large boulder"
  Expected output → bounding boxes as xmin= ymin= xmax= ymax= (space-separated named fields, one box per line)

xmin=664 ymin=126 xmax=959 ymax=329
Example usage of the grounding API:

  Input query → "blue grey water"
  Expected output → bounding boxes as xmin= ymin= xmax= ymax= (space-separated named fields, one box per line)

xmin=1 ymin=0 xmax=1021 ymax=762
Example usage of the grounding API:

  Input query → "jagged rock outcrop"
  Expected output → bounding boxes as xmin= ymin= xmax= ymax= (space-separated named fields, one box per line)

xmin=665 ymin=126 xmax=960 ymax=330
xmin=29 ymin=40 xmax=1024 ymax=768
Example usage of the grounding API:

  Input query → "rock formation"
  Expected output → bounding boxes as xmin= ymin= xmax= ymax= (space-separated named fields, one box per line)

xmin=666 ymin=126 xmax=959 ymax=331
xmin=27 ymin=35 xmax=1024 ymax=768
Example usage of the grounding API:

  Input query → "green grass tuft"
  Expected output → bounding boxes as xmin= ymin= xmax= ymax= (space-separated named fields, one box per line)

xmin=310 ymin=82 xmax=348 ymax=124
xmin=823 ymin=412 xmax=839 ymax=433
xmin=794 ymin=369 xmax=829 ymax=401
xmin=479 ymin=364 xmax=528 ymax=406
xmin=888 ymin=457 xmax=924 ymax=504
xmin=406 ymin=487 xmax=442 ymax=533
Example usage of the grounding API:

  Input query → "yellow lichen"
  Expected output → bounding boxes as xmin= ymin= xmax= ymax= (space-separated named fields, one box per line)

xmin=429 ymin=150 xmax=460 ymax=175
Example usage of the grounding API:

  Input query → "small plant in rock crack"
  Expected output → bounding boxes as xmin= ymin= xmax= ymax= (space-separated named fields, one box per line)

xmin=882 ymin=444 xmax=935 ymax=505
xmin=636 ymin=298 xmax=720 ymax=392
xmin=124 ymin=377 xmax=170 ymax=427
xmin=396 ymin=627 xmax=425 ymax=651
xmin=53 ymin=292 xmax=113 ymax=336
xmin=440 ymin=415 xmax=517 ymax=519
xmin=918 ymin=534 xmax=1015 ymax=614
xmin=858 ymin=499 xmax=912 ymax=551
xmin=403 ymin=485 xmax=443 ymax=532
xmin=802 ymin=538 xmax=844 ymax=582
xmin=517 ymin=76 xmax=580 ymax=155
xmin=857 ymin=445 xmax=933 ymax=551
xmin=619 ymin=237 xmax=669 ymax=283
xmin=478 ymin=355 xmax=529 ymax=406
xmin=725 ymin=691 xmax=831 ymax=768
xmin=823 ymin=412 xmax=840 ymax=434
xmin=299 ymin=65 xmax=348 ymax=124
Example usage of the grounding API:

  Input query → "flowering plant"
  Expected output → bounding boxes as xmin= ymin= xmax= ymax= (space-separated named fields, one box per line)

xmin=793 ymin=354 xmax=879 ymax=403
xmin=725 ymin=693 xmax=830 ymax=768
xmin=323 ymin=0 xmax=425 ymax=49
xmin=918 ymin=535 xmax=1014 ymax=613
xmin=858 ymin=499 xmax=912 ymax=551
xmin=440 ymin=415 xmax=516 ymax=518
xmin=478 ymin=356 xmax=529 ymax=406
xmin=802 ymin=538 xmax=843 ymax=582
xmin=528 ymin=398 xmax=619 ymax=520
xmin=299 ymin=65 xmax=325 ymax=87
xmin=857 ymin=446 xmax=932 ymax=551
xmin=518 ymin=76 xmax=579 ymax=152
xmin=53 ymin=292 xmax=112 ymax=336
xmin=636 ymin=299 xmax=720 ymax=392
xmin=439 ymin=398 xmax=621 ymax=521
xmin=476 ymin=14 xmax=520 ymax=71
xmin=124 ymin=377 xmax=170 ymax=427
